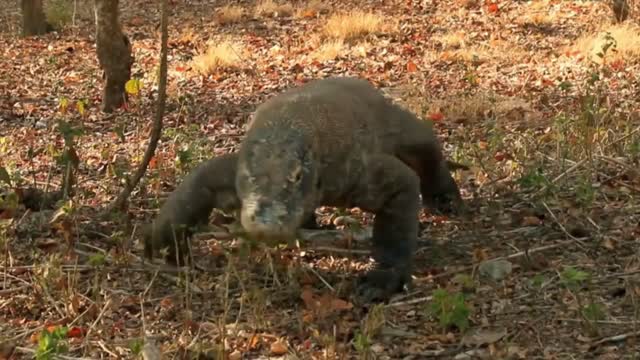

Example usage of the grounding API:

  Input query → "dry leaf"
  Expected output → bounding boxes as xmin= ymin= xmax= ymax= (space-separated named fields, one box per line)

xmin=270 ymin=340 xmax=288 ymax=355
xmin=406 ymin=61 xmax=418 ymax=72
xmin=601 ymin=237 xmax=616 ymax=250
xmin=461 ymin=327 xmax=507 ymax=346
xmin=330 ymin=297 xmax=353 ymax=311
xmin=472 ymin=248 xmax=490 ymax=262
xmin=427 ymin=112 xmax=445 ymax=122
xmin=521 ymin=216 xmax=542 ymax=226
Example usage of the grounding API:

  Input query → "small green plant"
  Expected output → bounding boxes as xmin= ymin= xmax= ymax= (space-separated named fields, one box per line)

xmin=452 ymin=273 xmax=475 ymax=292
xmin=88 ymin=253 xmax=106 ymax=267
xmin=560 ymin=266 xmax=590 ymax=290
xmin=582 ymin=302 xmax=605 ymax=322
xmin=630 ymin=138 xmax=640 ymax=159
xmin=129 ymin=339 xmax=144 ymax=355
xmin=529 ymin=273 xmax=547 ymax=290
xmin=353 ymin=303 xmax=385 ymax=358
xmin=175 ymin=146 xmax=194 ymax=172
xmin=352 ymin=330 xmax=372 ymax=356
xmin=36 ymin=326 xmax=69 ymax=360
xmin=559 ymin=266 xmax=604 ymax=335
xmin=575 ymin=176 xmax=596 ymax=207
xmin=54 ymin=118 xmax=84 ymax=199
xmin=427 ymin=288 xmax=471 ymax=332
xmin=517 ymin=166 xmax=550 ymax=191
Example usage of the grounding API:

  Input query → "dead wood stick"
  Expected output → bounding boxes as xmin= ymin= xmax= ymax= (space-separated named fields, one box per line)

xmin=414 ymin=237 xmax=582 ymax=283
xmin=590 ymin=330 xmax=640 ymax=349
xmin=108 ymin=0 xmax=169 ymax=212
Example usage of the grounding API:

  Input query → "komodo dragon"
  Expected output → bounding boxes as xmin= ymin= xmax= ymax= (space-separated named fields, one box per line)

xmin=144 ymin=77 xmax=463 ymax=302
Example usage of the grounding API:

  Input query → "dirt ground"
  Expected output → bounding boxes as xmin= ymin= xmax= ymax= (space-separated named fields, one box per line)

xmin=1 ymin=0 xmax=640 ymax=359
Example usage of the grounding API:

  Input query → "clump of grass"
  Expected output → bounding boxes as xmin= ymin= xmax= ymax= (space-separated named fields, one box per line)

xmin=571 ymin=23 xmax=640 ymax=63
xmin=215 ymin=5 xmax=245 ymax=25
xmin=191 ymin=40 xmax=245 ymax=74
xmin=254 ymin=0 xmax=294 ymax=18
xmin=323 ymin=11 xmax=391 ymax=42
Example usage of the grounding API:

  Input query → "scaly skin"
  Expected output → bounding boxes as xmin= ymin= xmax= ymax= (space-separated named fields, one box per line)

xmin=235 ymin=77 xmax=462 ymax=302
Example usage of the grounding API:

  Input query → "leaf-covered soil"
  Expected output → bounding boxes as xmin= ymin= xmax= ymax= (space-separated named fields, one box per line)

xmin=1 ymin=0 xmax=640 ymax=358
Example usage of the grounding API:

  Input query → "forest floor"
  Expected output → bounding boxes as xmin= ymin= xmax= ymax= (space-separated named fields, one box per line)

xmin=1 ymin=0 xmax=640 ymax=359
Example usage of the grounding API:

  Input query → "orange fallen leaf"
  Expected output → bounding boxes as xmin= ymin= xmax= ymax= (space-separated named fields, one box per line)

xmin=67 ymin=327 xmax=85 ymax=338
xmin=148 ymin=156 xmax=158 ymax=170
xmin=300 ymin=286 xmax=316 ymax=309
xmin=160 ymin=297 xmax=174 ymax=309
xmin=406 ymin=60 xmax=418 ymax=73
xmin=427 ymin=112 xmax=445 ymax=122
xmin=486 ymin=2 xmax=499 ymax=13
xmin=301 ymin=9 xmax=316 ymax=18
xmin=175 ymin=65 xmax=189 ymax=72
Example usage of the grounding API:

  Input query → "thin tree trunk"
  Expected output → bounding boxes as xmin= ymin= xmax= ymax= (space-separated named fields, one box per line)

xmin=109 ymin=0 xmax=168 ymax=212
xmin=95 ymin=0 xmax=134 ymax=113
xmin=21 ymin=0 xmax=49 ymax=37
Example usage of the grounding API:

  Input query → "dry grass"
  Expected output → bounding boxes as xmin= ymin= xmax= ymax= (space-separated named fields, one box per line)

xmin=310 ymin=40 xmax=345 ymax=61
xmin=307 ymin=36 xmax=372 ymax=62
xmin=515 ymin=0 xmax=557 ymax=26
xmin=519 ymin=12 xmax=553 ymax=26
xmin=215 ymin=5 xmax=245 ymax=25
xmin=254 ymin=0 xmax=294 ymax=18
xmin=571 ymin=23 xmax=640 ymax=63
xmin=191 ymin=40 xmax=246 ymax=74
xmin=428 ymin=36 xmax=527 ymax=65
xmin=323 ymin=11 xmax=392 ymax=42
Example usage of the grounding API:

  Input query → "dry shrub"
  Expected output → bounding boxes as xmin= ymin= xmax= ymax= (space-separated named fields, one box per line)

xmin=255 ymin=0 xmax=294 ymax=18
xmin=192 ymin=41 xmax=245 ymax=74
xmin=323 ymin=11 xmax=392 ymax=42
xmin=295 ymin=0 xmax=330 ymax=18
xmin=216 ymin=5 xmax=245 ymax=25
xmin=434 ymin=31 xmax=467 ymax=50
xmin=571 ymin=23 xmax=640 ymax=63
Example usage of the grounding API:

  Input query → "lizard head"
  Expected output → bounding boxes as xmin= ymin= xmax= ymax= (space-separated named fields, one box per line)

xmin=236 ymin=131 xmax=317 ymax=242
xmin=422 ymin=160 xmax=466 ymax=215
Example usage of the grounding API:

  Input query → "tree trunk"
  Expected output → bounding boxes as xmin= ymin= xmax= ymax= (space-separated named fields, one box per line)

xmin=95 ymin=0 xmax=134 ymax=113
xmin=21 ymin=0 xmax=49 ymax=37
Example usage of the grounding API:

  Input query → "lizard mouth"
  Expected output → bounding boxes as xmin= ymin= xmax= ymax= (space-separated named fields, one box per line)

xmin=240 ymin=194 xmax=300 ymax=242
